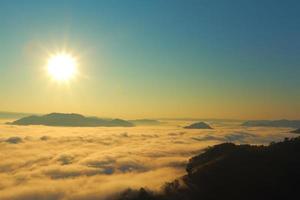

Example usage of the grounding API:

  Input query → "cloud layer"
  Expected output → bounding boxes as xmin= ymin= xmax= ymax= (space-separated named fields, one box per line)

xmin=0 ymin=121 xmax=295 ymax=199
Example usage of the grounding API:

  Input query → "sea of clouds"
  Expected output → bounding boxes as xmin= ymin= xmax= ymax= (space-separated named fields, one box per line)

xmin=0 ymin=120 xmax=296 ymax=200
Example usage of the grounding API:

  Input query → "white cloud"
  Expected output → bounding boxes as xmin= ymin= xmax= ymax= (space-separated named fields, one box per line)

xmin=0 ymin=121 xmax=295 ymax=199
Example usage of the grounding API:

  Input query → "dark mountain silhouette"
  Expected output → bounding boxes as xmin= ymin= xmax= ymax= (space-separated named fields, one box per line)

xmin=129 ymin=119 xmax=161 ymax=126
xmin=242 ymin=119 xmax=300 ymax=128
xmin=116 ymin=137 xmax=300 ymax=200
xmin=184 ymin=122 xmax=212 ymax=129
xmin=8 ymin=113 xmax=134 ymax=127
xmin=291 ymin=128 xmax=300 ymax=133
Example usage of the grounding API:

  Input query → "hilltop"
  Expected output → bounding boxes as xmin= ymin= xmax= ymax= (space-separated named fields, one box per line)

xmin=242 ymin=119 xmax=300 ymax=128
xmin=184 ymin=122 xmax=212 ymax=129
xmin=116 ymin=136 xmax=300 ymax=200
xmin=291 ymin=128 xmax=300 ymax=133
xmin=8 ymin=113 xmax=134 ymax=127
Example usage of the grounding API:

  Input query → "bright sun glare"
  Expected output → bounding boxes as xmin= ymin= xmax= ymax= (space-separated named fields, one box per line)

xmin=47 ymin=53 xmax=77 ymax=81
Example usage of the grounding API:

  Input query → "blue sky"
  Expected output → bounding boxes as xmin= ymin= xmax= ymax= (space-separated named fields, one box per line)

xmin=0 ymin=0 xmax=299 ymax=119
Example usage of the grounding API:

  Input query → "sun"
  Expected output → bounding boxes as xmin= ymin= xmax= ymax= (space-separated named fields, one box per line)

xmin=47 ymin=52 xmax=77 ymax=81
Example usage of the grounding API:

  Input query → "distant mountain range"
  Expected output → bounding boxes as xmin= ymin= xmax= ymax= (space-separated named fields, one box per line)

xmin=184 ymin=122 xmax=213 ymax=129
xmin=129 ymin=119 xmax=161 ymax=126
xmin=8 ymin=113 xmax=134 ymax=127
xmin=242 ymin=120 xmax=300 ymax=128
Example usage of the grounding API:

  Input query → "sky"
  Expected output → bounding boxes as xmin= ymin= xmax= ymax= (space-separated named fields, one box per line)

xmin=0 ymin=0 xmax=299 ymax=119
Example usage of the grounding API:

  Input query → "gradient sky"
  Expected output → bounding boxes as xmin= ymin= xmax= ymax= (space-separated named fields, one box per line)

xmin=0 ymin=0 xmax=299 ymax=119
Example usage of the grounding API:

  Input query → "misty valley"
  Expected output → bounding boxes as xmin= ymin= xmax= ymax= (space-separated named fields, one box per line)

xmin=0 ymin=116 xmax=299 ymax=199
